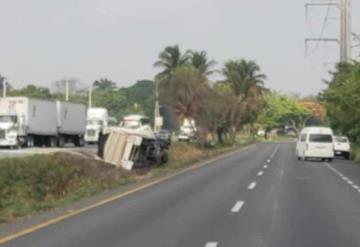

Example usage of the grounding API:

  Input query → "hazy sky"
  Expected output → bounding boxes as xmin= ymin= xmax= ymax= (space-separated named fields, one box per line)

xmin=0 ymin=0 xmax=359 ymax=95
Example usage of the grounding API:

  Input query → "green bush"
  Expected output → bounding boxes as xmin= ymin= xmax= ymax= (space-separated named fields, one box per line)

xmin=351 ymin=145 xmax=360 ymax=163
xmin=0 ymin=154 xmax=124 ymax=223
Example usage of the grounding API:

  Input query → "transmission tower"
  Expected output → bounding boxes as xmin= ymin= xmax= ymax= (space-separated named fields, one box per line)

xmin=305 ymin=0 xmax=352 ymax=63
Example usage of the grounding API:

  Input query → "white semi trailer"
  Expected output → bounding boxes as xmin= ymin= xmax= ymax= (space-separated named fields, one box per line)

xmin=0 ymin=97 xmax=58 ymax=147
xmin=85 ymin=108 xmax=108 ymax=144
xmin=57 ymin=101 xmax=86 ymax=147
xmin=0 ymin=97 xmax=86 ymax=148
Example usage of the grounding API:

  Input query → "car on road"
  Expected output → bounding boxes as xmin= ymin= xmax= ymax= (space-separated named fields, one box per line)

xmin=296 ymin=127 xmax=334 ymax=162
xmin=334 ymin=136 xmax=351 ymax=160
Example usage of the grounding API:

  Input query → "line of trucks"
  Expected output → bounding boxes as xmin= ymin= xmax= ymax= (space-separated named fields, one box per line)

xmin=0 ymin=97 xmax=111 ymax=148
xmin=0 ymin=97 xmax=171 ymax=170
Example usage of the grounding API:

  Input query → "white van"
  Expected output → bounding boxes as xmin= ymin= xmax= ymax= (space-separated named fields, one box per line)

xmin=296 ymin=127 xmax=334 ymax=162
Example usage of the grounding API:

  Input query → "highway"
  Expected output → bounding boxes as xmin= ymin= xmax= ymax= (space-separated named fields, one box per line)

xmin=2 ymin=142 xmax=360 ymax=247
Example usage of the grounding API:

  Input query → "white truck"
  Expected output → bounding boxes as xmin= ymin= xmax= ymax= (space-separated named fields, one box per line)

xmin=0 ymin=97 xmax=86 ymax=148
xmin=57 ymin=101 xmax=86 ymax=147
xmin=0 ymin=97 xmax=58 ymax=147
xmin=98 ymin=114 xmax=170 ymax=170
xmin=85 ymin=108 xmax=108 ymax=144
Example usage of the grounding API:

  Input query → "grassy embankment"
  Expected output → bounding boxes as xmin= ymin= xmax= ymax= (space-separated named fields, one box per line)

xmin=0 ymin=140 xmax=255 ymax=224
xmin=351 ymin=145 xmax=360 ymax=163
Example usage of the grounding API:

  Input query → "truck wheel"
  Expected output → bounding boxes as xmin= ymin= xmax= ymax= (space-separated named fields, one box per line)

xmin=27 ymin=136 xmax=34 ymax=147
xmin=58 ymin=136 xmax=65 ymax=147
xmin=161 ymin=152 xmax=169 ymax=164
xmin=50 ymin=137 xmax=57 ymax=147
xmin=74 ymin=136 xmax=84 ymax=147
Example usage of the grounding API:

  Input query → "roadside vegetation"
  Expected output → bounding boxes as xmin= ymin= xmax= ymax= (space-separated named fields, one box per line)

xmin=321 ymin=61 xmax=360 ymax=162
xmin=0 ymin=141 xmax=255 ymax=224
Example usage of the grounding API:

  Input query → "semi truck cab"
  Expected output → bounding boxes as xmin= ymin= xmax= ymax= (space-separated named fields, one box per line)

xmin=0 ymin=115 xmax=19 ymax=146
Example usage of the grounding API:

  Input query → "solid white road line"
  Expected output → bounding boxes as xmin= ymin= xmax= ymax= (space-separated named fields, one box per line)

xmin=257 ymin=171 xmax=264 ymax=176
xmin=205 ymin=242 xmax=218 ymax=247
xmin=326 ymin=163 xmax=360 ymax=194
xmin=231 ymin=201 xmax=245 ymax=213
xmin=248 ymin=182 xmax=257 ymax=190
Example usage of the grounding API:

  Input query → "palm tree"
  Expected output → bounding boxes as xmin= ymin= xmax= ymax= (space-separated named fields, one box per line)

xmin=189 ymin=50 xmax=217 ymax=77
xmin=222 ymin=59 xmax=266 ymax=98
xmin=154 ymin=45 xmax=190 ymax=79
xmin=93 ymin=78 xmax=117 ymax=91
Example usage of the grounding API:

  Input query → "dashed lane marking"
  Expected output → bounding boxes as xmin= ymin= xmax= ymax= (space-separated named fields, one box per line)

xmin=231 ymin=201 xmax=245 ymax=213
xmin=248 ymin=182 xmax=257 ymax=190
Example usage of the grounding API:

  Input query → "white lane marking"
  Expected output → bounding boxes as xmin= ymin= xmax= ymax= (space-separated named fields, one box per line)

xmin=269 ymin=144 xmax=280 ymax=159
xmin=326 ymin=163 xmax=360 ymax=194
xmin=205 ymin=242 xmax=218 ymax=247
xmin=257 ymin=171 xmax=264 ymax=176
xmin=248 ymin=182 xmax=257 ymax=190
xmin=266 ymin=159 xmax=271 ymax=163
xmin=231 ymin=201 xmax=245 ymax=213
xmin=263 ymin=165 xmax=268 ymax=169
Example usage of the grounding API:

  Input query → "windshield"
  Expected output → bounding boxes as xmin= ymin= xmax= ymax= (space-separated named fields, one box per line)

xmin=87 ymin=120 xmax=102 ymax=126
xmin=309 ymin=134 xmax=333 ymax=143
xmin=335 ymin=136 xmax=348 ymax=143
xmin=0 ymin=116 xmax=17 ymax=124
xmin=120 ymin=120 xmax=141 ymax=129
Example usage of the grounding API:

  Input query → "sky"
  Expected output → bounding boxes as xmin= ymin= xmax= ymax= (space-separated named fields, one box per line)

xmin=0 ymin=0 xmax=359 ymax=95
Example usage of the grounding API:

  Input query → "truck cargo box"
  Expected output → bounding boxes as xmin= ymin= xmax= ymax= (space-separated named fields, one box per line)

xmin=0 ymin=97 xmax=57 ymax=136
xmin=56 ymin=101 xmax=86 ymax=135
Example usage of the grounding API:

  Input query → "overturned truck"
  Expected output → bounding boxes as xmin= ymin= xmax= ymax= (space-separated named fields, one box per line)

xmin=97 ymin=115 xmax=170 ymax=170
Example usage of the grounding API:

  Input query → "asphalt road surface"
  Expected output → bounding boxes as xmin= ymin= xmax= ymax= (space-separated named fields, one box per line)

xmin=3 ymin=142 xmax=360 ymax=247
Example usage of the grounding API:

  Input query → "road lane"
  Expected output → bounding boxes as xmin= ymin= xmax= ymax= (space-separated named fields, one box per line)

xmin=2 ymin=143 xmax=275 ymax=247
xmin=218 ymin=143 xmax=360 ymax=247
xmin=3 ymin=142 xmax=360 ymax=247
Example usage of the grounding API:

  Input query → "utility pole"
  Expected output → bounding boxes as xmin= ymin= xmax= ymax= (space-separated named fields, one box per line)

xmin=65 ymin=78 xmax=69 ymax=101
xmin=88 ymin=83 xmax=93 ymax=108
xmin=154 ymin=79 xmax=161 ymax=132
xmin=2 ymin=79 xmax=6 ymax=97
xmin=340 ymin=0 xmax=351 ymax=62
xmin=305 ymin=0 xmax=352 ymax=63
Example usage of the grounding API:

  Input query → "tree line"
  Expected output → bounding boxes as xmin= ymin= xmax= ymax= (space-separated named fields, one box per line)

xmin=1 ymin=44 xmax=325 ymax=146
xmin=321 ymin=61 xmax=360 ymax=143
xmin=0 ymin=74 xmax=155 ymax=122
xmin=154 ymin=45 xmax=325 ymax=145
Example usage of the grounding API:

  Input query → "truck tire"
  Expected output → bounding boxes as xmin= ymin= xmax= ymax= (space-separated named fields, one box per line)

xmin=161 ymin=152 xmax=169 ymax=164
xmin=74 ymin=136 xmax=85 ymax=147
xmin=58 ymin=136 xmax=65 ymax=147
xmin=27 ymin=135 xmax=34 ymax=148
xmin=50 ymin=137 xmax=57 ymax=147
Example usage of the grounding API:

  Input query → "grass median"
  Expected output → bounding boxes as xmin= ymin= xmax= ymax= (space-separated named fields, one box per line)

xmin=0 ymin=141 xmax=254 ymax=224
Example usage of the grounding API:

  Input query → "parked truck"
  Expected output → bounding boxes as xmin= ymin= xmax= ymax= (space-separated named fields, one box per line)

xmin=85 ymin=107 xmax=108 ymax=145
xmin=0 ymin=97 xmax=86 ymax=148
xmin=56 ymin=101 xmax=86 ymax=147
xmin=0 ymin=97 xmax=58 ymax=147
